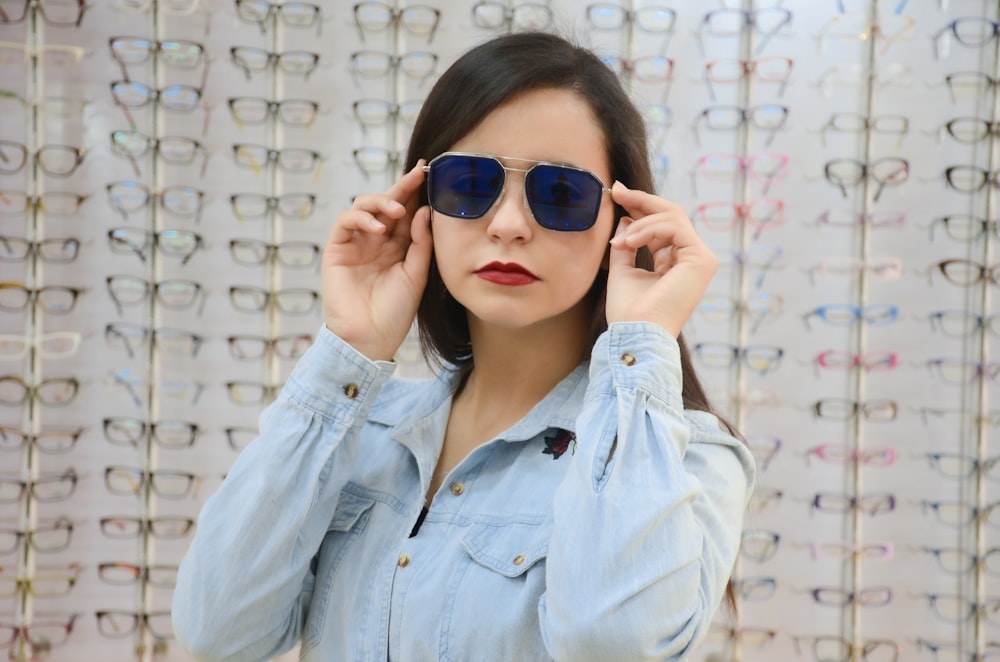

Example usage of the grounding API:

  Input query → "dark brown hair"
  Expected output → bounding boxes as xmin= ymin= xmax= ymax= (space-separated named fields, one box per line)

xmin=405 ymin=30 xmax=740 ymax=612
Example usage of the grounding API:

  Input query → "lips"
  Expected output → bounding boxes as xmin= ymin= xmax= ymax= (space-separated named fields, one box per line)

xmin=475 ymin=261 xmax=538 ymax=286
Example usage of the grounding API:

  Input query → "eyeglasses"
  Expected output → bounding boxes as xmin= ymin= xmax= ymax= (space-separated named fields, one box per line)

xmin=813 ymin=350 xmax=898 ymax=372
xmin=231 ymin=194 xmax=316 ymax=222
xmin=925 ymin=594 xmax=1000 ymax=625
xmin=353 ymin=147 xmax=403 ymax=178
xmin=95 ymin=610 xmax=173 ymax=640
xmin=105 ymin=275 xmax=205 ymax=316
xmin=108 ymin=227 xmax=204 ymax=266
xmin=921 ymin=500 xmax=1000 ymax=528
xmin=919 ymin=407 xmax=1000 ymax=428
xmin=104 ymin=465 xmax=200 ymax=499
xmin=106 ymin=368 xmax=206 ymax=408
xmin=811 ymin=492 xmax=896 ymax=515
xmin=706 ymin=624 xmax=776 ymax=649
xmin=106 ymin=181 xmax=205 ymax=223
xmin=110 ymin=70 xmax=208 ymax=113
xmin=0 ymin=563 xmax=81 ymax=597
xmin=930 ymin=215 xmax=1000 ymax=241
xmin=352 ymin=98 xmax=422 ymax=132
xmin=810 ymin=586 xmax=892 ymax=606
xmin=0 ymin=282 xmax=83 ymax=314
xmin=228 ymin=97 xmax=320 ymax=127
xmin=234 ymin=0 xmax=322 ymax=34
xmin=815 ymin=11 xmax=916 ymax=56
xmin=924 ymin=452 xmax=1000 ymax=480
xmin=816 ymin=61 xmax=912 ymax=101
xmin=105 ymin=322 xmax=203 ymax=359
xmin=945 ymin=165 xmax=1000 ymax=193
xmin=0 ymin=41 xmax=87 ymax=69
xmin=110 ymin=130 xmax=208 ymax=178
xmin=229 ymin=238 xmax=320 ymax=268
xmin=929 ymin=310 xmax=1000 ymax=336
xmin=0 ymin=426 xmax=83 ymax=454
xmin=808 ymin=540 xmax=894 ymax=561
xmin=823 ymin=157 xmax=909 ymax=201
xmin=99 ymin=515 xmax=195 ymax=539
xmin=349 ymin=50 xmax=438 ymax=84
xmin=940 ymin=117 xmax=1000 ymax=144
xmin=0 ymin=191 xmax=88 ymax=216
xmin=748 ymin=486 xmax=783 ymax=514
xmin=103 ymin=416 xmax=199 ymax=449
xmin=810 ymin=399 xmax=898 ymax=422
xmin=793 ymin=636 xmax=900 ymax=662
xmin=946 ymin=71 xmax=1000 ymax=106
xmin=228 ymin=286 xmax=319 ymax=315
xmin=0 ymin=518 xmax=73 ymax=553
xmin=733 ymin=576 xmax=776 ymax=601
xmin=108 ymin=36 xmax=205 ymax=81
xmin=691 ymin=199 xmax=783 ymax=238
xmin=227 ymin=333 xmax=312 ymax=361
xmin=587 ymin=4 xmax=675 ymax=33
xmin=805 ymin=256 xmax=902 ymax=284
xmin=691 ymin=153 xmax=788 ymax=196
xmin=918 ymin=638 xmax=1000 ymax=662
xmin=691 ymin=105 xmax=788 ymax=147
xmin=354 ymin=2 xmax=440 ymax=43
xmin=113 ymin=0 xmax=206 ymax=17
xmin=0 ymin=375 xmax=78 ymax=406
xmin=746 ymin=435 xmax=782 ymax=471
xmin=927 ymin=358 xmax=1000 ymax=384
xmin=233 ymin=143 xmax=323 ymax=175
xmin=0 ymin=468 xmax=78 ymax=503
xmin=930 ymin=259 xmax=1000 ymax=286
xmin=695 ymin=293 xmax=783 ymax=332
xmin=230 ymin=46 xmax=319 ymax=83
xmin=921 ymin=547 xmax=1000 ymax=576
xmin=423 ymin=152 xmax=611 ymax=232
xmin=471 ymin=1 xmax=552 ymax=31
xmin=98 ymin=562 xmax=178 ymax=588
xmin=818 ymin=113 xmax=908 ymax=147
xmin=0 ymin=236 xmax=79 ymax=263
xmin=813 ymin=209 xmax=905 ymax=229
xmin=599 ymin=55 xmax=674 ymax=84
xmin=703 ymin=57 xmax=792 ymax=101
xmin=225 ymin=426 xmax=257 ymax=451
xmin=802 ymin=303 xmax=899 ymax=329
xmin=226 ymin=380 xmax=282 ymax=406
xmin=0 ymin=141 xmax=87 ymax=177
xmin=696 ymin=8 xmax=793 ymax=55
xmin=691 ymin=342 xmax=784 ymax=375
xmin=0 ymin=0 xmax=87 ymax=26
xmin=806 ymin=444 xmax=896 ymax=467
xmin=934 ymin=17 xmax=1000 ymax=59
xmin=740 ymin=529 xmax=780 ymax=561
xmin=0 ymin=614 xmax=77 ymax=651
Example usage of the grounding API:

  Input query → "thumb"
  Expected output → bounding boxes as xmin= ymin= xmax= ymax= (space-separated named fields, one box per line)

xmin=403 ymin=205 xmax=433 ymax=283
xmin=607 ymin=217 xmax=636 ymax=272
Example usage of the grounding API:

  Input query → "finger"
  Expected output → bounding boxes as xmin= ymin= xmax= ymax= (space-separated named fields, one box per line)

xmin=328 ymin=209 xmax=389 ymax=245
xmin=384 ymin=159 xmax=427 ymax=210
xmin=403 ymin=205 xmax=433 ymax=282
xmin=610 ymin=180 xmax=683 ymax=219
xmin=607 ymin=217 xmax=637 ymax=271
xmin=619 ymin=213 xmax=701 ymax=252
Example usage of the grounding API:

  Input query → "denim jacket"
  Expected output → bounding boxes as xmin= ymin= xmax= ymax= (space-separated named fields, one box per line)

xmin=173 ymin=322 xmax=755 ymax=662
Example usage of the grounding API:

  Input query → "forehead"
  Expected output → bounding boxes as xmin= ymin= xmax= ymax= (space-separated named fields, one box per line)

xmin=449 ymin=88 xmax=610 ymax=180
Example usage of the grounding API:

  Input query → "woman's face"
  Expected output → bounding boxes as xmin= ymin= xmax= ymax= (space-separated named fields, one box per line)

xmin=430 ymin=87 xmax=614 ymax=336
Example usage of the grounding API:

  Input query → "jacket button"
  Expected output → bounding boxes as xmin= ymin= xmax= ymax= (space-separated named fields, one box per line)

xmin=512 ymin=554 xmax=526 ymax=566
xmin=397 ymin=554 xmax=410 ymax=568
xmin=450 ymin=482 xmax=465 ymax=496
xmin=344 ymin=383 xmax=359 ymax=399
xmin=620 ymin=352 xmax=636 ymax=366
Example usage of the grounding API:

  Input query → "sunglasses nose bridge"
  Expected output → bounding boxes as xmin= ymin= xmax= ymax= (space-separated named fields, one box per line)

xmin=486 ymin=166 xmax=536 ymax=237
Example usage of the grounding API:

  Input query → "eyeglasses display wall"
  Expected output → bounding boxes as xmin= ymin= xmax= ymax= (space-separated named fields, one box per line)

xmin=0 ymin=0 xmax=995 ymax=660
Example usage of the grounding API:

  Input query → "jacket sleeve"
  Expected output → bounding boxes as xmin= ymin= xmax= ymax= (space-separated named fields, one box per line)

xmin=172 ymin=327 xmax=396 ymax=662
xmin=540 ymin=322 xmax=756 ymax=662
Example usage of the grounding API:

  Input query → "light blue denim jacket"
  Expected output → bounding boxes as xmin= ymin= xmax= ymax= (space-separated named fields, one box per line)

xmin=173 ymin=322 xmax=755 ymax=662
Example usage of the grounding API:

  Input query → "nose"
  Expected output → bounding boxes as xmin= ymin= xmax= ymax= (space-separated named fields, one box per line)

xmin=485 ymin=174 xmax=533 ymax=242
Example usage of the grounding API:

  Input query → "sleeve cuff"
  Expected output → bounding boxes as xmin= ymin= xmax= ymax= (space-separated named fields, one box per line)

xmin=590 ymin=321 xmax=684 ymax=412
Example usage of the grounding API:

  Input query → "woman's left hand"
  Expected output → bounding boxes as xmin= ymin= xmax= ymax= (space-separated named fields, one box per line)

xmin=605 ymin=181 xmax=718 ymax=337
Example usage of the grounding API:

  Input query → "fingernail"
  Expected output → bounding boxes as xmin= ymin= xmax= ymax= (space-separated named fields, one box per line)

xmin=613 ymin=180 xmax=628 ymax=191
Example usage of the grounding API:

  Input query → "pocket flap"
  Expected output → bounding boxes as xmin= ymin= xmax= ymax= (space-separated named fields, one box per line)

xmin=461 ymin=521 xmax=549 ymax=577
xmin=328 ymin=490 xmax=376 ymax=532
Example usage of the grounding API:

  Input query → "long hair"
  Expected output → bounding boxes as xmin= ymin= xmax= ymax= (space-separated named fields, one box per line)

xmin=405 ymin=30 xmax=740 ymax=612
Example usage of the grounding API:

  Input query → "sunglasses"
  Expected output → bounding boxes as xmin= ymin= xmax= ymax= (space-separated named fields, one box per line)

xmin=422 ymin=152 xmax=611 ymax=232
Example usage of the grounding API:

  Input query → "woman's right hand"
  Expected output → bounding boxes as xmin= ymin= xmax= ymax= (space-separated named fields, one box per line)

xmin=322 ymin=160 xmax=433 ymax=361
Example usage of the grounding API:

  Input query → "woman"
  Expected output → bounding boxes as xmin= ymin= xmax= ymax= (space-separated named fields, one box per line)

xmin=173 ymin=31 xmax=755 ymax=662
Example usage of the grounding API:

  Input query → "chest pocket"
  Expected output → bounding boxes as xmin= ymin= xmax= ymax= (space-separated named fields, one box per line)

xmin=460 ymin=520 xmax=549 ymax=577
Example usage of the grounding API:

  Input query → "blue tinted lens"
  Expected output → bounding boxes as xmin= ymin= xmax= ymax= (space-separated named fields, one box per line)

xmin=525 ymin=164 xmax=603 ymax=231
xmin=428 ymin=154 xmax=504 ymax=219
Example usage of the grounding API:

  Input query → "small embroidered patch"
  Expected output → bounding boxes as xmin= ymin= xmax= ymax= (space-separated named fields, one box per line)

xmin=542 ymin=429 xmax=576 ymax=460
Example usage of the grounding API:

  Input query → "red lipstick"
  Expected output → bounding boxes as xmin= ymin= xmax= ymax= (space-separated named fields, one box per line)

xmin=475 ymin=261 xmax=538 ymax=286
